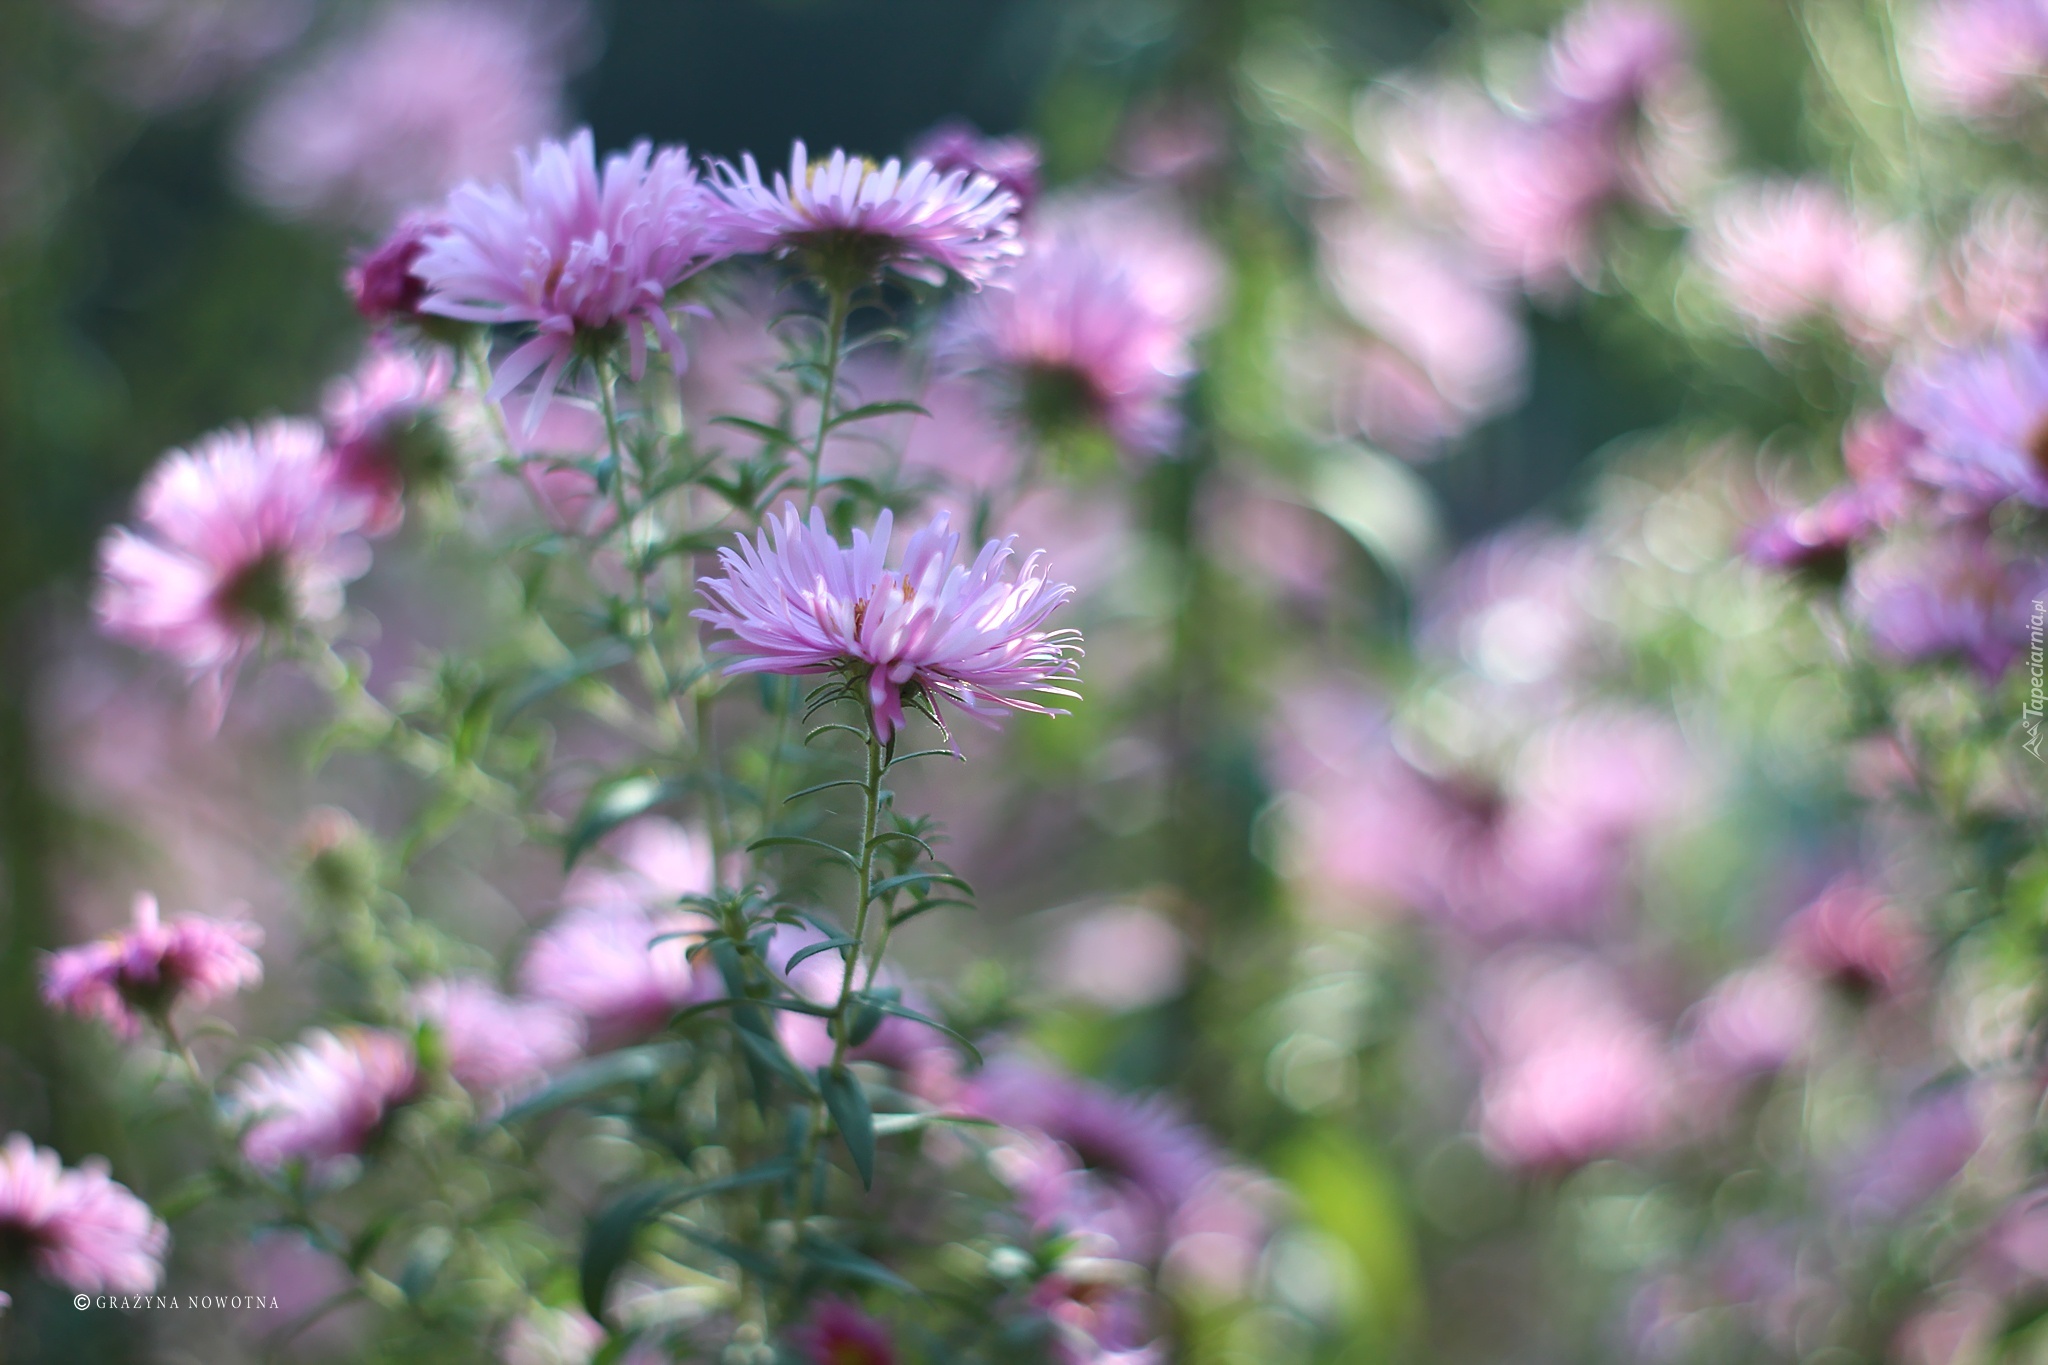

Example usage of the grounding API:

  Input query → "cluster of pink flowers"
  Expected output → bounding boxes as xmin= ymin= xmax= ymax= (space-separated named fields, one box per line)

xmin=1908 ymin=0 xmax=2048 ymax=124
xmin=0 ymin=1134 xmax=168 ymax=1295
xmin=694 ymin=504 xmax=1081 ymax=741
xmin=42 ymin=891 xmax=262 ymax=1038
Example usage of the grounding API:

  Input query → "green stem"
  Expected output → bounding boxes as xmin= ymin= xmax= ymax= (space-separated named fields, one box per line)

xmin=805 ymin=283 xmax=854 ymax=509
xmin=828 ymin=716 xmax=889 ymax=1072
xmin=599 ymin=362 xmax=692 ymax=748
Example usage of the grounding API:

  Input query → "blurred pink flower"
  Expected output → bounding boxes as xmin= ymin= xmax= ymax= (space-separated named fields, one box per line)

xmin=518 ymin=905 xmax=710 ymax=1050
xmin=1473 ymin=954 xmax=1673 ymax=1171
xmin=965 ymin=1059 xmax=1248 ymax=1267
xmin=42 ymin=891 xmax=262 ymax=1039
xmin=1682 ymin=961 xmax=1821 ymax=1082
xmin=1542 ymin=0 xmax=1691 ymax=127
xmin=1695 ymin=181 xmax=1920 ymax=350
xmin=1908 ymin=0 xmax=2048 ymax=123
xmin=1416 ymin=526 xmax=1600 ymax=685
xmin=1044 ymin=904 xmax=1187 ymax=1013
xmin=764 ymin=924 xmax=957 ymax=1100
xmin=227 ymin=1027 xmax=418 ymax=1174
xmin=1847 ymin=524 xmax=2044 ymax=679
xmin=1934 ymin=194 xmax=2048 ymax=342
xmin=418 ymin=129 xmax=723 ymax=415
xmin=790 ymin=1299 xmax=897 ymax=1365
xmin=0 ymin=1133 xmax=168 ymax=1295
xmin=942 ymin=210 xmax=1199 ymax=458
xmin=347 ymin=214 xmax=445 ymax=324
xmin=560 ymin=817 xmax=714 ymax=915
xmin=322 ymin=343 xmax=454 ymax=534
xmin=909 ymin=121 xmax=1041 ymax=210
xmin=1744 ymin=415 xmax=1918 ymax=574
xmin=236 ymin=0 xmax=579 ymax=227
xmin=410 ymin=977 xmax=583 ymax=1099
xmin=708 ymin=141 xmax=1022 ymax=286
xmin=1779 ymin=876 xmax=1921 ymax=998
xmin=694 ymin=504 xmax=1081 ymax=741
xmin=1892 ymin=332 xmax=2048 ymax=510
xmin=236 ymin=1231 xmax=365 ymax=1354
xmin=1320 ymin=214 xmax=1527 ymax=452
xmin=94 ymin=419 xmax=373 ymax=722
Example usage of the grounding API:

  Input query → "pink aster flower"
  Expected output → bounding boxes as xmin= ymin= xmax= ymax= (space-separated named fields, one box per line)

xmin=1319 ymin=214 xmax=1527 ymax=452
xmin=1779 ymin=876 xmax=1921 ymax=998
xmin=93 ymin=419 xmax=373 ymax=720
xmin=42 ymin=891 xmax=262 ymax=1040
xmin=1934 ymin=194 xmax=2048 ymax=343
xmin=790 ymin=1299 xmax=897 ymax=1365
xmin=941 ymin=217 xmax=1197 ymax=458
xmin=0 ymin=1134 xmax=168 ymax=1295
xmin=1694 ymin=180 xmax=1920 ymax=351
xmin=1847 ymin=524 xmax=2045 ymax=679
xmin=1892 ymin=332 xmax=2048 ymax=510
xmin=965 ymin=1059 xmax=1237 ymax=1266
xmin=416 ymin=128 xmax=723 ymax=416
xmin=410 ymin=977 xmax=583 ymax=1099
xmin=1908 ymin=0 xmax=2048 ymax=123
xmin=1541 ymin=0 xmax=1691 ymax=128
xmin=1745 ymin=415 xmax=1918 ymax=574
xmin=517 ymin=903 xmax=711 ymax=1050
xmin=226 ymin=1027 xmax=418 ymax=1174
xmin=234 ymin=0 xmax=576 ymax=228
xmin=1472 ymin=953 xmax=1674 ymax=1172
xmin=706 ymin=140 xmax=1022 ymax=286
xmin=694 ymin=504 xmax=1081 ymax=742
xmin=1682 ymin=961 xmax=1822 ymax=1084
xmin=909 ymin=120 xmax=1042 ymax=210
xmin=346 ymin=214 xmax=444 ymax=323
xmin=322 ymin=343 xmax=454 ymax=534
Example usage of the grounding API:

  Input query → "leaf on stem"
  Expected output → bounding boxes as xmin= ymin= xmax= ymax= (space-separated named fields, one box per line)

xmin=493 ymin=1044 xmax=685 ymax=1127
xmin=784 ymin=936 xmax=858 ymax=971
xmin=747 ymin=835 xmax=860 ymax=869
xmin=818 ymin=1065 xmax=876 ymax=1190
xmin=564 ymin=774 xmax=676 ymax=870
xmin=580 ymin=1163 xmax=792 ymax=1321
xmin=868 ymin=870 xmax=972 ymax=900
xmin=824 ymin=400 xmax=929 ymax=431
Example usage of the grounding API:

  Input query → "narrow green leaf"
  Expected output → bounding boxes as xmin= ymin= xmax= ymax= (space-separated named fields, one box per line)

xmin=886 ymin=747 xmax=961 ymax=769
xmin=795 ymin=1234 xmax=916 ymax=1293
xmin=502 ymin=640 xmax=635 ymax=719
xmin=565 ymin=775 xmax=674 ymax=870
xmin=782 ymin=779 xmax=867 ymax=805
xmin=862 ymin=996 xmax=983 ymax=1065
xmin=710 ymin=416 xmax=804 ymax=451
xmin=784 ymin=936 xmax=857 ymax=971
xmin=818 ymin=1065 xmax=876 ymax=1189
xmin=747 ymin=835 xmax=859 ymax=869
xmin=825 ymin=400 xmax=929 ymax=431
xmin=868 ymin=870 xmax=972 ymax=900
xmin=889 ymin=897 xmax=974 ymax=928
xmin=805 ymin=723 xmax=867 ymax=746
xmin=867 ymin=830 xmax=935 ymax=859
xmin=581 ymin=1164 xmax=790 ymax=1320
xmin=494 ymin=1044 xmax=683 ymax=1127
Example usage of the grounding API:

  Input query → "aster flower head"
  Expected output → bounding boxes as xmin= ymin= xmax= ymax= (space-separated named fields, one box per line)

xmin=226 ymin=1027 xmax=418 ymax=1174
xmin=943 ymin=225 xmax=1195 ymax=459
xmin=347 ymin=214 xmax=444 ymax=323
xmin=0 ymin=1134 xmax=168 ymax=1295
xmin=42 ymin=892 xmax=263 ymax=1040
xmin=1848 ymin=524 xmax=2044 ymax=679
xmin=517 ymin=903 xmax=711 ymax=1049
xmin=94 ymin=418 xmax=372 ymax=721
xmin=1694 ymin=180 xmax=1920 ymax=351
xmin=707 ymin=140 xmax=1022 ymax=288
xmin=323 ymin=343 xmax=455 ymax=534
xmin=417 ymin=128 xmax=723 ymax=415
xmin=694 ymin=504 xmax=1081 ymax=742
xmin=965 ymin=1059 xmax=1227 ymax=1265
xmin=1779 ymin=876 xmax=1921 ymax=998
xmin=909 ymin=120 xmax=1042 ymax=210
xmin=1541 ymin=0 xmax=1691 ymax=127
xmin=1908 ymin=0 xmax=2048 ymax=124
xmin=409 ymin=977 xmax=583 ymax=1099
xmin=1892 ymin=332 xmax=2048 ymax=511
xmin=790 ymin=1299 xmax=898 ymax=1365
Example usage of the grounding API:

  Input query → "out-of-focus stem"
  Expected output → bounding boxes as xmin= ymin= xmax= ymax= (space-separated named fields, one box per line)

xmin=804 ymin=283 xmax=853 ymax=509
xmin=599 ymin=362 xmax=692 ymax=749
